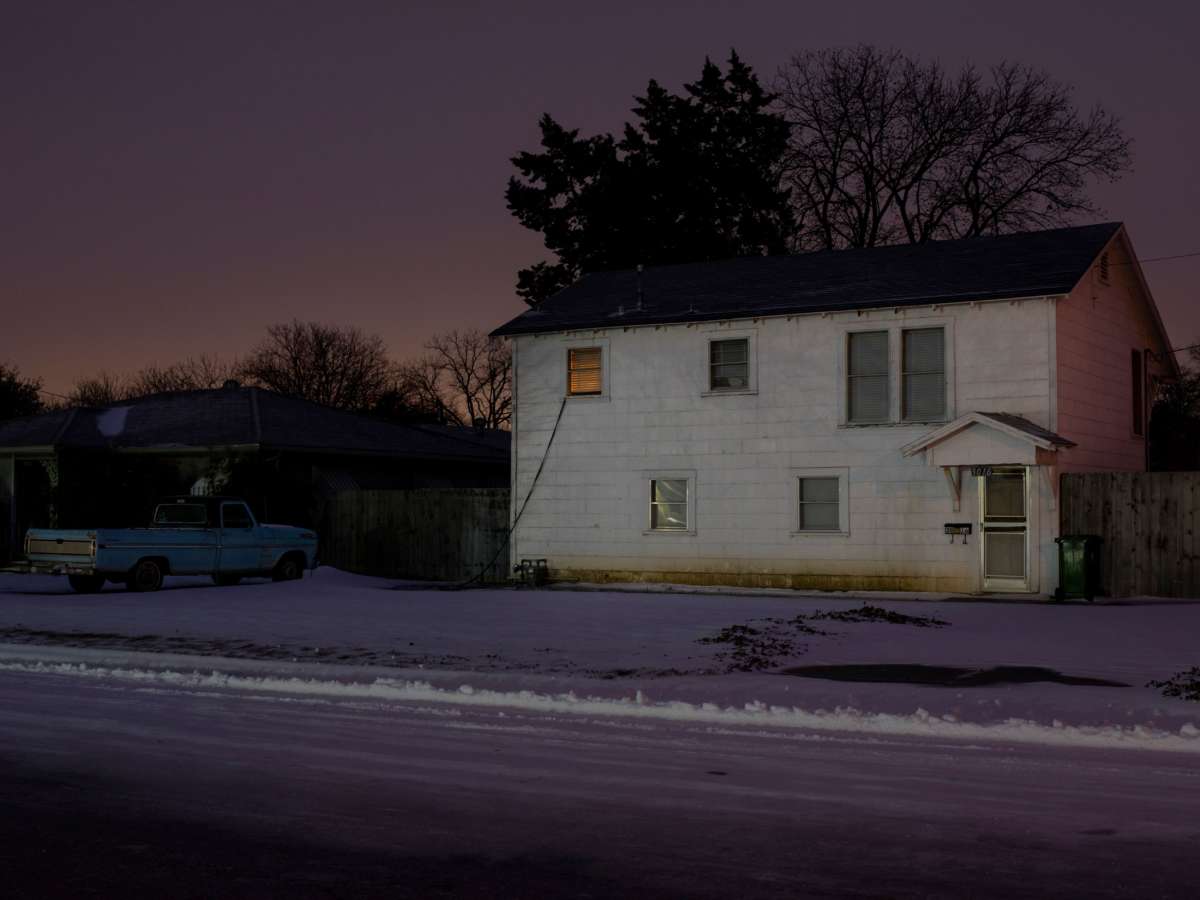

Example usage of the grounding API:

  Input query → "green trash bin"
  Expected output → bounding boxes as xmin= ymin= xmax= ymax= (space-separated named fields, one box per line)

xmin=1054 ymin=535 xmax=1103 ymax=601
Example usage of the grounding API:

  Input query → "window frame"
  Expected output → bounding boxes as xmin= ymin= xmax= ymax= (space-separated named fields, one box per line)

xmin=790 ymin=467 xmax=850 ymax=536
xmin=901 ymin=326 xmax=947 ymax=423
xmin=562 ymin=337 xmax=610 ymax=400
xmin=702 ymin=330 xmax=757 ymax=396
xmin=153 ymin=503 xmax=208 ymax=527
xmin=846 ymin=329 xmax=891 ymax=425
xmin=839 ymin=317 xmax=954 ymax=427
xmin=642 ymin=471 xmax=697 ymax=536
xmin=566 ymin=346 xmax=603 ymax=397
xmin=1131 ymin=348 xmax=1145 ymax=438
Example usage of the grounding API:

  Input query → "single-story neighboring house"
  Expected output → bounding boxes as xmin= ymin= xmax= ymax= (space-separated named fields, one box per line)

xmin=492 ymin=222 xmax=1176 ymax=595
xmin=0 ymin=383 xmax=508 ymax=563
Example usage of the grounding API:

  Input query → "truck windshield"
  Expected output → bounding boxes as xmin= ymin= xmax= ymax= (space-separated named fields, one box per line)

xmin=154 ymin=504 xmax=208 ymax=526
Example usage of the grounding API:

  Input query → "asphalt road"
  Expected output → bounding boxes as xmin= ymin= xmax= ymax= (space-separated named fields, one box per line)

xmin=1 ymin=667 xmax=1197 ymax=899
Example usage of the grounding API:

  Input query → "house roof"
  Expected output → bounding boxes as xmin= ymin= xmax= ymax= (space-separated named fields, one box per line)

xmin=901 ymin=411 xmax=1076 ymax=458
xmin=970 ymin=412 xmax=1076 ymax=448
xmin=0 ymin=386 xmax=509 ymax=464
xmin=492 ymin=222 xmax=1123 ymax=337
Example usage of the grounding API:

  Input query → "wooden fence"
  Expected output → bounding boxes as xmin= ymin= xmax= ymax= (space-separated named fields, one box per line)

xmin=1060 ymin=472 xmax=1200 ymax=598
xmin=321 ymin=489 xmax=510 ymax=583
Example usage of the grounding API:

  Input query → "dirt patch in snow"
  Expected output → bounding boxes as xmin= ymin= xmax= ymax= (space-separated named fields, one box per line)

xmin=0 ymin=627 xmax=699 ymax=679
xmin=0 ymin=627 xmax=471 ymax=670
xmin=808 ymin=605 xmax=949 ymax=628
xmin=1148 ymin=667 xmax=1200 ymax=701
xmin=781 ymin=664 xmax=1129 ymax=688
xmin=695 ymin=605 xmax=950 ymax=673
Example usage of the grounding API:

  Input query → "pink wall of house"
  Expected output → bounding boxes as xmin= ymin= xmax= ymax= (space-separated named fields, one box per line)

xmin=1055 ymin=231 xmax=1173 ymax=472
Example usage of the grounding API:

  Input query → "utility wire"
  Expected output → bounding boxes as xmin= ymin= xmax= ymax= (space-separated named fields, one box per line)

xmin=1165 ymin=342 xmax=1200 ymax=356
xmin=1127 ymin=250 xmax=1200 ymax=266
xmin=437 ymin=395 xmax=568 ymax=591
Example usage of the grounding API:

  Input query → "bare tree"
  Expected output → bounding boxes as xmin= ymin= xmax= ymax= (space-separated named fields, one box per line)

xmin=67 ymin=357 xmax=237 ymax=407
xmin=384 ymin=331 xmax=512 ymax=428
xmin=129 ymin=355 xmax=238 ymax=395
xmin=68 ymin=371 xmax=132 ymax=407
xmin=425 ymin=329 xmax=512 ymax=429
xmin=775 ymin=46 xmax=1132 ymax=249
xmin=388 ymin=357 xmax=462 ymax=425
xmin=237 ymin=320 xmax=391 ymax=410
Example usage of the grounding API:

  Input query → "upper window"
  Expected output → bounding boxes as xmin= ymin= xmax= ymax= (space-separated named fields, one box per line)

xmin=902 ymin=327 xmax=946 ymax=422
xmin=847 ymin=331 xmax=889 ymax=423
xmin=221 ymin=503 xmax=253 ymax=529
xmin=797 ymin=477 xmax=840 ymax=531
xmin=649 ymin=479 xmax=689 ymax=531
xmin=567 ymin=347 xmax=602 ymax=396
xmin=709 ymin=338 xmax=749 ymax=391
xmin=1131 ymin=349 xmax=1144 ymax=436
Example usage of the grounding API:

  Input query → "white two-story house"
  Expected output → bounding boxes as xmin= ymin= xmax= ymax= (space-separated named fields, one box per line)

xmin=492 ymin=223 xmax=1176 ymax=595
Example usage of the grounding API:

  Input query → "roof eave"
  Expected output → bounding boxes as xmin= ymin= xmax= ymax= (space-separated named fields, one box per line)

xmin=901 ymin=412 xmax=1073 ymax=457
xmin=493 ymin=290 xmax=1068 ymax=339
xmin=258 ymin=442 xmax=508 ymax=462
xmin=0 ymin=445 xmax=57 ymax=456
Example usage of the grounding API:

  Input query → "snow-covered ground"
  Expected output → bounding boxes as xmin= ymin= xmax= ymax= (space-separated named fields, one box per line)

xmin=1 ymin=568 xmax=1198 ymax=752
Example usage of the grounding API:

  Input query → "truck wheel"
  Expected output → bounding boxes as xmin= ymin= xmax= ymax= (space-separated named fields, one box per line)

xmin=213 ymin=574 xmax=241 ymax=587
xmin=131 ymin=559 xmax=165 ymax=592
xmin=272 ymin=555 xmax=303 ymax=582
xmin=68 ymin=574 xmax=105 ymax=594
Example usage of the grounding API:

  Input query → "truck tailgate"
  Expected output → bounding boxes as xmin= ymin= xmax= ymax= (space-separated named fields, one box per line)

xmin=24 ymin=529 xmax=97 ymax=569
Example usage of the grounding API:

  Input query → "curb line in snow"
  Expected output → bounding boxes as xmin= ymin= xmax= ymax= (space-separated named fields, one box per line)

xmin=2 ymin=658 xmax=1198 ymax=755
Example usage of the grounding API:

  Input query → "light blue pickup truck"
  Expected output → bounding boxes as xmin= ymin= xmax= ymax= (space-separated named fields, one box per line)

xmin=20 ymin=496 xmax=319 ymax=593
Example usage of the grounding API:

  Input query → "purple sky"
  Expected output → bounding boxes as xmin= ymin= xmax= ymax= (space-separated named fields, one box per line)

xmin=4 ymin=1 xmax=1198 ymax=395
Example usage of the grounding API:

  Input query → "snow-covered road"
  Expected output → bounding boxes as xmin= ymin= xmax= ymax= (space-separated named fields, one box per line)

xmin=2 ymin=663 xmax=1198 ymax=898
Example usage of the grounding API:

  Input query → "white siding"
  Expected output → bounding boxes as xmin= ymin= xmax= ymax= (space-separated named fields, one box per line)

xmin=510 ymin=299 xmax=1059 ymax=593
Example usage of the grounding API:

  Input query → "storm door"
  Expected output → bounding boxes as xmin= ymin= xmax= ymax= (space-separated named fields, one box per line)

xmin=980 ymin=467 xmax=1029 ymax=591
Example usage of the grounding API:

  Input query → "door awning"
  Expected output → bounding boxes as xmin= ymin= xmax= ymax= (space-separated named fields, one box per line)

xmin=900 ymin=411 xmax=1075 ymax=467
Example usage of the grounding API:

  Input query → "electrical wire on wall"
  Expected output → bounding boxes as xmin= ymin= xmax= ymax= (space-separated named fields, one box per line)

xmin=440 ymin=395 xmax=568 ymax=591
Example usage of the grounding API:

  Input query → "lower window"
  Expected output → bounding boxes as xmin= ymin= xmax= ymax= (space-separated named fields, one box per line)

xmin=797 ymin=477 xmax=840 ymax=531
xmin=649 ymin=479 xmax=689 ymax=531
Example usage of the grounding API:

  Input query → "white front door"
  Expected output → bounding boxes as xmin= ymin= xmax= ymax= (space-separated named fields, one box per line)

xmin=980 ymin=467 xmax=1029 ymax=592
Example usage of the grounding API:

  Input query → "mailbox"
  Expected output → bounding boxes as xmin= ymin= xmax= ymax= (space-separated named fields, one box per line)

xmin=944 ymin=522 xmax=972 ymax=544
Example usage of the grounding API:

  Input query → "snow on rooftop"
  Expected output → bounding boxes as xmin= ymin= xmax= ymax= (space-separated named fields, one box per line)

xmin=96 ymin=406 xmax=130 ymax=438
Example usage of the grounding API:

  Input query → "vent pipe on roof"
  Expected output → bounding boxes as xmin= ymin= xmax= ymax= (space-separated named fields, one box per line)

xmin=636 ymin=264 xmax=644 ymax=311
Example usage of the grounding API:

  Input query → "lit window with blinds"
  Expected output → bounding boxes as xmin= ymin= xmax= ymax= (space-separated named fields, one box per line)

xmin=847 ymin=331 xmax=889 ymax=423
xmin=902 ymin=327 xmax=945 ymax=421
xmin=798 ymin=477 xmax=840 ymax=531
xmin=567 ymin=347 xmax=603 ymax=396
